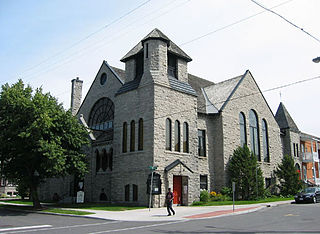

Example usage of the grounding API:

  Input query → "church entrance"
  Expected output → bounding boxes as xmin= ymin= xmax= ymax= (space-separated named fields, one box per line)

xmin=173 ymin=176 xmax=188 ymax=205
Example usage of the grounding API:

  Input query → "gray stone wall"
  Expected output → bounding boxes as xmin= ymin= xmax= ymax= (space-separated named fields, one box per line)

xmin=216 ymin=73 xmax=282 ymax=189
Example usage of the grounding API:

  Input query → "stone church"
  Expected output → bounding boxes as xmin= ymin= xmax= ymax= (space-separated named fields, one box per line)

xmin=39 ymin=29 xmax=283 ymax=206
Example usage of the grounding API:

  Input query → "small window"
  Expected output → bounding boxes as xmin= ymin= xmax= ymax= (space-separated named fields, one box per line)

xmin=296 ymin=144 xmax=299 ymax=157
xmin=175 ymin=120 xmax=180 ymax=152
xmin=293 ymin=143 xmax=296 ymax=156
xmin=133 ymin=184 xmax=138 ymax=201
xmin=122 ymin=122 xmax=127 ymax=153
xmin=200 ymin=175 xmax=208 ymax=190
xmin=138 ymin=118 xmax=143 ymax=151
xmin=183 ymin=122 xmax=189 ymax=153
xmin=167 ymin=53 xmax=177 ymax=78
xmin=100 ymin=73 xmax=107 ymax=85
xmin=265 ymin=178 xmax=271 ymax=188
xmin=145 ymin=43 xmax=148 ymax=58
xmin=198 ymin=130 xmax=206 ymax=157
xmin=130 ymin=120 xmax=135 ymax=152
xmin=125 ymin=184 xmax=130 ymax=201
xmin=166 ymin=118 xmax=172 ymax=150
xmin=135 ymin=53 xmax=144 ymax=80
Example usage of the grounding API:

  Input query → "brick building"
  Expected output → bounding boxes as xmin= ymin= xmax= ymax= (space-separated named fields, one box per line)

xmin=39 ymin=29 xmax=285 ymax=206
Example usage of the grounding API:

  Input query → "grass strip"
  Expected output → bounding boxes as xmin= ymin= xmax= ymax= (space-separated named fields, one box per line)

xmin=42 ymin=208 xmax=94 ymax=215
xmin=192 ymin=196 xmax=294 ymax=206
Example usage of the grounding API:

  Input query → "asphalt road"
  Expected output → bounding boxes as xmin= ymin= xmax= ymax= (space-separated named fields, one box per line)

xmin=1 ymin=203 xmax=320 ymax=234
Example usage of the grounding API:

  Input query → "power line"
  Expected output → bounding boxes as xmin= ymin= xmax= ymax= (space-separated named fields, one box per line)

xmin=179 ymin=0 xmax=294 ymax=46
xmin=251 ymin=0 xmax=320 ymax=44
xmin=3 ymin=0 xmax=151 ymax=84
xmin=3 ymin=0 xmax=188 ymax=85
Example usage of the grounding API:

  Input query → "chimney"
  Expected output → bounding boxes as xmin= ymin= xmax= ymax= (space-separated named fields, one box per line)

xmin=70 ymin=77 xmax=83 ymax=116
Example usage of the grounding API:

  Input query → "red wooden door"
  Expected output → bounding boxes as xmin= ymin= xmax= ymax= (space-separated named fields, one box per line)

xmin=173 ymin=176 xmax=182 ymax=204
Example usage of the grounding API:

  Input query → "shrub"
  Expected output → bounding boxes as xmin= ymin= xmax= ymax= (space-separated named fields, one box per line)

xmin=220 ymin=187 xmax=232 ymax=196
xmin=200 ymin=190 xmax=210 ymax=202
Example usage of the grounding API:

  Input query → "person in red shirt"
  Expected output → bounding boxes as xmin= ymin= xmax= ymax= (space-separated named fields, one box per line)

xmin=166 ymin=188 xmax=175 ymax=216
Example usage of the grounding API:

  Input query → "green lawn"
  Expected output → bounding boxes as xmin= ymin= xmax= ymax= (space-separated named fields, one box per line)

xmin=42 ymin=208 xmax=94 ymax=215
xmin=1 ymin=200 xmax=146 ymax=211
xmin=192 ymin=196 xmax=294 ymax=206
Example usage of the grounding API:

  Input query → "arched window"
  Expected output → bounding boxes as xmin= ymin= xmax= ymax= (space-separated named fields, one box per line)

xmin=102 ymin=149 xmax=107 ymax=171
xmin=183 ymin=122 xmax=189 ymax=153
xmin=249 ymin=110 xmax=260 ymax=161
xmin=262 ymin=119 xmax=269 ymax=162
xmin=125 ymin=184 xmax=130 ymax=201
xmin=175 ymin=120 xmax=180 ymax=152
xmin=138 ymin=118 xmax=143 ymax=151
xmin=109 ymin=148 xmax=113 ymax=171
xmin=88 ymin=97 xmax=114 ymax=131
xmin=166 ymin=118 xmax=172 ymax=150
xmin=133 ymin=184 xmax=138 ymax=201
xmin=239 ymin=112 xmax=247 ymax=146
xmin=130 ymin=120 xmax=135 ymax=152
xmin=122 ymin=122 xmax=127 ymax=153
xmin=95 ymin=150 xmax=100 ymax=172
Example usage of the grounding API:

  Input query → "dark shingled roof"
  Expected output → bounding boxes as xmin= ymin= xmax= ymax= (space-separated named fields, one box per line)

xmin=164 ymin=159 xmax=193 ymax=173
xmin=275 ymin=102 xmax=299 ymax=132
xmin=121 ymin=28 xmax=192 ymax=62
xmin=115 ymin=77 xmax=141 ymax=95
xmin=168 ymin=77 xmax=197 ymax=96
xmin=188 ymin=74 xmax=215 ymax=113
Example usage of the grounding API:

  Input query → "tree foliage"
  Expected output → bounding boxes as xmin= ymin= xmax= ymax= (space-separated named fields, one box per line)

xmin=0 ymin=80 xmax=89 ymax=208
xmin=274 ymin=154 xmax=302 ymax=196
xmin=227 ymin=145 xmax=264 ymax=200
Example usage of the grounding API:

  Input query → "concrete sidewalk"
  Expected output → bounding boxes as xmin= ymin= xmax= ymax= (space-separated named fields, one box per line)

xmin=69 ymin=200 xmax=293 ymax=221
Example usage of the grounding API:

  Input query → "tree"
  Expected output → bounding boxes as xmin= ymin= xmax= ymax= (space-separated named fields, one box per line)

xmin=0 ymin=80 xmax=89 ymax=209
xmin=227 ymin=145 xmax=264 ymax=200
xmin=275 ymin=154 xmax=302 ymax=196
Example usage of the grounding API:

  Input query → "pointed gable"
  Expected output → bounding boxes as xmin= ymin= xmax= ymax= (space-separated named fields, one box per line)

xmin=275 ymin=102 xmax=300 ymax=132
xmin=120 ymin=28 xmax=192 ymax=62
xmin=203 ymin=74 xmax=243 ymax=111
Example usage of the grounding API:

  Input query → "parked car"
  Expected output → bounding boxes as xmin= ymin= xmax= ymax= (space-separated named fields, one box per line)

xmin=294 ymin=187 xmax=320 ymax=203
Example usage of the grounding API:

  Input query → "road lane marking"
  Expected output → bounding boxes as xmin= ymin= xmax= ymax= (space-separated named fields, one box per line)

xmin=2 ymin=221 xmax=121 ymax=233
xmin=0 ymin=225 xmax=52 ymax=232
xmin=89 ymin=220 xmax=188 ymax=234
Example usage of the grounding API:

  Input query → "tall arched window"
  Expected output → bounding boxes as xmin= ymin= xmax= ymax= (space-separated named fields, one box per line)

xmin=122 ymin=122 xmax=127 ymax=153
xmin=125 ymin=184 xmax=130 ymax=201
xmin=133 ymin=184 xmax=138 ymax=201
xmin=239 ymin=112 xmax=247 ymax=146
xmin=95 ymin=150 xmax=100 ymax=172
xmin=102 ymin=149 xmax=107 ymax=171
xmin=130 ymin=120 xmax=135 ymax=152
xmin=249 ymin=110 xmax=260 ymax=161
xmin=262 ymin=119 xmax=269 ymax=162
xmin=175 ymin=120 xmax=180 ymax=152
xmin=109 ymin=148 xmax=113 ymax=171
xmin=183 ymin=122 xmax=189 ymax=153
xmin=166 ymin=118 xmax=172 ymax=150
xmin=138 ymin=118 xmax=143 ymax=151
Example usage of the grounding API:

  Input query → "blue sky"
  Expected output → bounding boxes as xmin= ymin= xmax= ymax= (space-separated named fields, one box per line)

xmin=1 ymin=0 xmax=320 ymax=136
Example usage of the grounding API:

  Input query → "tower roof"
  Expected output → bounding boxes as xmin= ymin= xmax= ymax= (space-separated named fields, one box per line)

xmin=275 ymin=102 xmax=299 ymax=132
xmin=120 ymin=28 xmax=192 ymax=62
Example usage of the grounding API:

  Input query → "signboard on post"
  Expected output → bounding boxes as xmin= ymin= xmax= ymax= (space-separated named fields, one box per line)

xmin=148 ymin=166 xmax=158 ymax=211
xmin=76 ymin=191 xmax=84 ymax=203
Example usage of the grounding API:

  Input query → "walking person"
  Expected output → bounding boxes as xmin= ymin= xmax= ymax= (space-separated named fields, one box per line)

xmin=166 ymin=188 xmax=175 ymax=216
